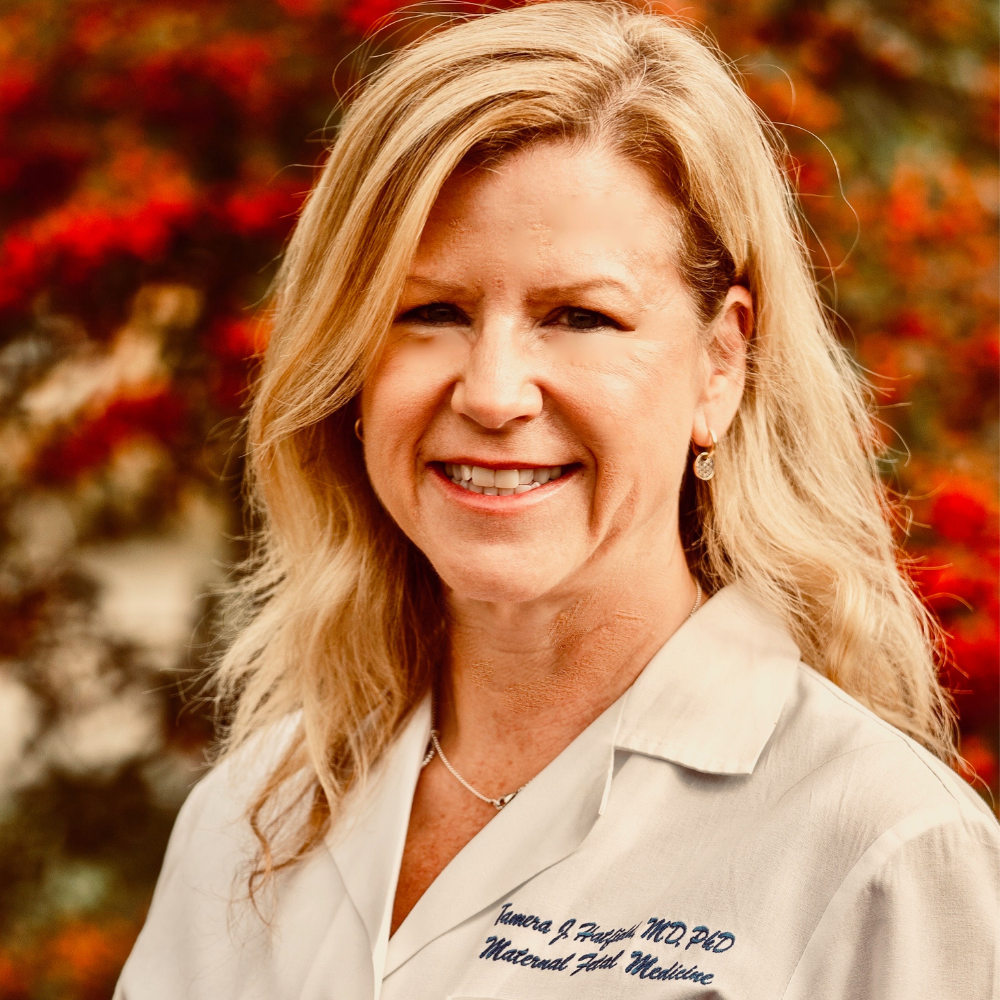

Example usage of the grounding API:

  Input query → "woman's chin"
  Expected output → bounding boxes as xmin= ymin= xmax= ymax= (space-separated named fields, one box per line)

xmin=434 ymin=557 xmax=572 ymax=606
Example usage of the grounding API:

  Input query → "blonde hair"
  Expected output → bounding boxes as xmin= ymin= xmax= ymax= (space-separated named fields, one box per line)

xmin=214 ymin=0 xmax=955 ymax=892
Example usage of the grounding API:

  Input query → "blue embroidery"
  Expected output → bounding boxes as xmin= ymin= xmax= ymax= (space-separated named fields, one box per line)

xmin=479 ymin=936 xmax=575 ymax=971
xmin=709 ymin=931 xmax=735 ymax=954
xmin=549 ymin=918 xmax=576 ymax=946
xmin=485 ymin=903 xmax=735 ymax=984
xmin=685 ymin=925 xmax=735 ymax=953
xmin=686 ymin=925 xmax=710 ymax=950
xmin=625 ymin=951 xmax=715 ymax=985
xmin=494 ymin=902 xmax=553 ymax=935
xmin=640 ymin=917 xmax=686 ymax=946
xmin=574 ymin=921 xmax=640 ymax=951
xmin=570 ymin=950 xmax=625 ymax=976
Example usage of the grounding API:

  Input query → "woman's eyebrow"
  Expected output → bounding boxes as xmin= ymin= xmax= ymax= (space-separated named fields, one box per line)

xmin=401 ymin=274 xmax=642 ymax=303
xmin=402 ymin=275 xmax=470 ymax=296
xmin=526 ymin=277 xmax=641 ymax=303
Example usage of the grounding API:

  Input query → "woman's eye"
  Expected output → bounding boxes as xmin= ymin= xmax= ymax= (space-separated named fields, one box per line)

xmin=398 ymin=302 xmax=468 ymax=325
xmin=550 ymin=307 xmax=620 ymax=331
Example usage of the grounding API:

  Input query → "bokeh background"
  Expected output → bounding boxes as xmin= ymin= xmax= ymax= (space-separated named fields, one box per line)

xmin=0 ymin=0 xmax=996 ymax=995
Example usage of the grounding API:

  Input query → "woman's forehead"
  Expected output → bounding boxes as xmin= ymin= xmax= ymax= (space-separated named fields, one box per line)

xmin=413 ymin=140 xmax=683 ymax=286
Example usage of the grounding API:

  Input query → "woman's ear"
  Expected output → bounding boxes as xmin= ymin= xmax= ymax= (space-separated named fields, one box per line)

xmin=692 ymin=285 xmax=752 ymax=448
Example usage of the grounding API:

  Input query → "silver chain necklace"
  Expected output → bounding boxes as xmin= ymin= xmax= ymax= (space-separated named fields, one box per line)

xmin=422 ymin=728 xmax=526 ymax=810
xmin=422 ymin=581 xmax=703 ymax=811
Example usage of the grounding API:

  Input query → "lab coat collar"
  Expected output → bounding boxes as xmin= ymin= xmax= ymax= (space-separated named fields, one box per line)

xmin=384 ymin=694 xmax=621 ymax=978
xmin=323 ymin=700 xmax=432 ymax=997
xmin=324 ymin=583 xmax=798 ymax=992
xmin=616 ymin=584 xmax=800 ymax=775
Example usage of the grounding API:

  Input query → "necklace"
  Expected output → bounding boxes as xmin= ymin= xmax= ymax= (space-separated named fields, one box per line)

xmin=422 ymin=729 xmax=526 ymax=810
xmin=423 ymin=580 xmax=704 ymax=810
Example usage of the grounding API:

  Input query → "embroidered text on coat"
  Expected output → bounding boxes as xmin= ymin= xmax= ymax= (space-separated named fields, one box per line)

xmin=479 ymin=936 xmax=575 ymax=971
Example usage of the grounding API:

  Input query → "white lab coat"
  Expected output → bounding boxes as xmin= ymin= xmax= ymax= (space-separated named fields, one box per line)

xmin=115 ymin=585 xmax=1000 ymax=999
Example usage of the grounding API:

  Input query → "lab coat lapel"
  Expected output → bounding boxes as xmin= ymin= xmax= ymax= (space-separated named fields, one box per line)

xmin=384 ymin=698 xmax=621 ymax=977
xmin=321 ymin=699 xmax=431 ymax=996
xmin=616 ymin=585 xmax=799 ymax=774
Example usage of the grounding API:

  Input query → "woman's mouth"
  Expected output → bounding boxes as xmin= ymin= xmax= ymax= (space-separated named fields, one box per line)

xmin=436 ymin=462 xmax=570 ymax=495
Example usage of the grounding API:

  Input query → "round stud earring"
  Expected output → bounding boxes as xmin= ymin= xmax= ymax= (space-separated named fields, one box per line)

xmin=693 ymin=429 xmax=717 ymax=481
xmin=354 ymin=418 xmax=364 ymax=442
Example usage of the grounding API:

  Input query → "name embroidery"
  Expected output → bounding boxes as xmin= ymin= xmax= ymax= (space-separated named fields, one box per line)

xmin=641 ymin=918 xmax=735 ymax=953
xmin=479 ymin=936 xmax=575 ymax=971
xmin=494 ymin=902 xmax=553 ymax=935
xmin=571 ymin=950 xmax=626 ymax=976
xmin=625 ymin=952 xmax=715 ymax=984
xmin=478 ymin=903 xmax=736 ymax=986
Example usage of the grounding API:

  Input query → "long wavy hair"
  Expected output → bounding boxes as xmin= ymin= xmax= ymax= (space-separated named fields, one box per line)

xmin=213 ymin=0 xmax=955 ymax=896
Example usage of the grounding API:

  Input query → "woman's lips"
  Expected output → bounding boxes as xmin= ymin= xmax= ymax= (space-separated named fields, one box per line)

xmin=440 ymin=461 xmax=566 ymax=495
xmin=430 ymin=462 xmax=577 ymax=500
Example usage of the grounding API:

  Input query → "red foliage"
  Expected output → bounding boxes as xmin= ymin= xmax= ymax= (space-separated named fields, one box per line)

xmin=220 ymin=182 xmax=305 ymax=238
xmin=917 ymin=559 xmax=991 ymax=615
xmin=0 ymin=951 xmax=29 ymax=1000
xmin=206 ymin=316 xmax=272 ymax=410
xmin=0 ymin=195 xmax=197 ymax=314
xmin=208 ymin=316 xmax=272 ymax=360
xmin=0 ymin=63 xmax=38 ymax=117
xmin=277 ymin=0 xmax=327 ymax=13
xmin=960 ymin=735 xmax=999 ymax=792
xmin=888 ymin=308 xmax=937 ymax=341
xmin=344 ymin=0 xmax=410 ymax=34
xmin=47 ymin=921 xmax=134 ymax=997
xmin=0 ymin=920 xmax=140 ymax=1000
xmin=0 ymin=8 xmax=994 ymax=990
xmin=35 ymin=390 xmax=188 ymax=483
xmin=932 ymin=490 xmax=993 ymax=547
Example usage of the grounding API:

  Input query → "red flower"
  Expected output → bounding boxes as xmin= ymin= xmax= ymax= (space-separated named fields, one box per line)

xmin=0 ymin=232 xmax=45 ymax=311
xmin=344 ymin=0 xmax=405 ymax=34
xmin=44 ymin=920 xmax=138 ymax=997
xmin=0 ymin=919 xmax=140 ymax=999
xmin=276 ymin=0 xmax=326 ymax=13
xmin=205 ymin=315 xmax=271 ymax=410
xmin=35 ymin=390 xmax=188 ymax=483
xmin=0 ymin=64 xmax=38 ymax=117
xmin=0 ymin=192 xmax=198 ymax=315
xmin=931 ymin=491 xmax=990 ymax=547
xmin=0 ymin=950 xmax=29 ymax=1000
xmin=889 ymin=309 xmax=935 ymax=341
xmin=208 ymin=316 xmax=271 ymax=360
xmin=958 ymin=735 xmax=999 ymax=793
xmin=949 ymin=620 xmax=1000 ymax=685
xmin=221 ymin=183 xmax=303 ymax=238
xmin=917 ymin=561 xmax=996 ymax=619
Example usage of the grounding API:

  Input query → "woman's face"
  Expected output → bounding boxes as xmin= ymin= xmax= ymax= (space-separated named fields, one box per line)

xmin=361 ymin=140 xmax=748 ymax=606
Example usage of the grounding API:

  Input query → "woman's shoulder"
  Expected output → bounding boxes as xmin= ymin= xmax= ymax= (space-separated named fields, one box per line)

xmin=190 ymin=709 xmax=303 ymax=809
xmin=765 ymin=667 xmax=999 ymax=998
xmin=771 ymin=662 xmax=996 ymax=837
xmin=159 ymin=712 xmax=304 ymax=880
xmin=115 ymin=711 xmax=349 ymax=999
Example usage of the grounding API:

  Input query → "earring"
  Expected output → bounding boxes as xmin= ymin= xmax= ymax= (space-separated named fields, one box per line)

xmin=354 ymin=417 xmax=364 ymax=442
xmin=693 ymin=430 xmax=717 ymax=481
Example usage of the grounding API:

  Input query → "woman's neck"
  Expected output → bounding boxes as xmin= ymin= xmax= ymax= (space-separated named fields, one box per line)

xmin=390 ymin=534 xmax=698 ymax=937
xmin=437 ymin=532 xmax=698 ymax=776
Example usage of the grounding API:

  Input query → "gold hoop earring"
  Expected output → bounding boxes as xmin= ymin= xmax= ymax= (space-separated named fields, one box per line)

xmin=693 ymin=429 xmax=716 ymax=481
xmin=354 ymin=418 xmax=364 ymax=442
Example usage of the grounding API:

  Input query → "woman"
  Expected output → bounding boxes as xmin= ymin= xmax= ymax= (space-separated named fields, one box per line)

xmin=116 ymin=3 xmax=999 ymax=998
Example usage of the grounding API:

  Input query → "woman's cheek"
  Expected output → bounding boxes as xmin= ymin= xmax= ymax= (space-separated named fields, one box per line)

xmin=364 ymin=335 xmax=465 ymax=432
xmin=388 ymin=329 xmax=468 ymax=379
xmin=552 ymin=336 xmax=698 ymax=446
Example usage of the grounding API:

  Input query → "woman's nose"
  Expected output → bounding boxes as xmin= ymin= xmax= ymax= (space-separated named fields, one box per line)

xmin=450 ymin=322 xmax=543 ymax=430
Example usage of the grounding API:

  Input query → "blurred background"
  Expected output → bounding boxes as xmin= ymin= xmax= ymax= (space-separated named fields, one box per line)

xmin=0 ymin=0 xmax=996 ymax=995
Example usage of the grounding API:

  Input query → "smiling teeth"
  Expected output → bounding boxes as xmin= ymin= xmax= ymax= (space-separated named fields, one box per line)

xmin=443 ymin=463 xmax=564 ymax=493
